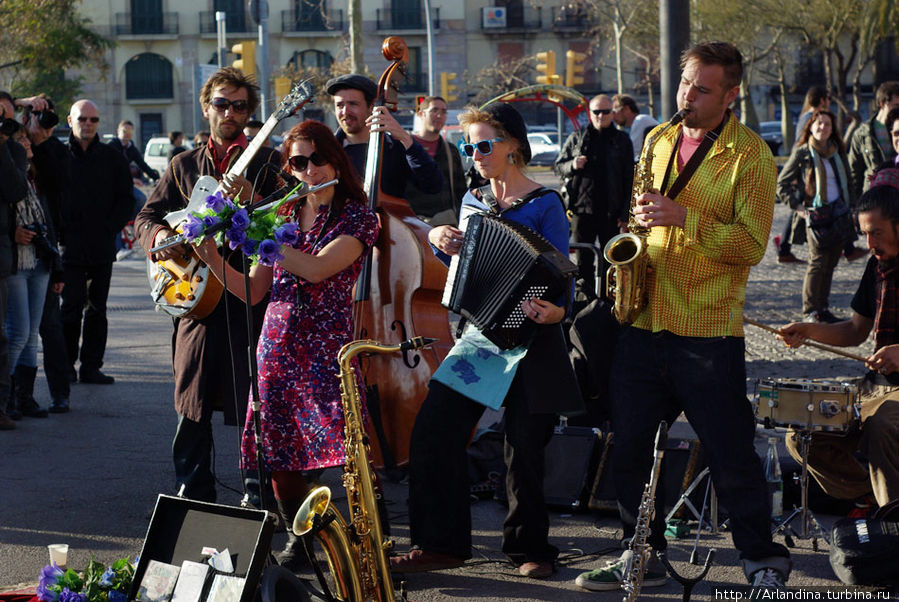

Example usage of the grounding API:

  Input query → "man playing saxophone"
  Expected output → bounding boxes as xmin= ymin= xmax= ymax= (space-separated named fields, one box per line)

xmin=575 ymin=41 xmax=792 ymax=592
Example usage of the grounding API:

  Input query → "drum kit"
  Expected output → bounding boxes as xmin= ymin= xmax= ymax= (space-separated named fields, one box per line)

xmin=752 ymin=377 xmax=861 ymax=550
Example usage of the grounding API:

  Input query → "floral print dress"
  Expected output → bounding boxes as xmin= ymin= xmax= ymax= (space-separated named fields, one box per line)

xmin=240 ymin=200 xmax=379 ymax=471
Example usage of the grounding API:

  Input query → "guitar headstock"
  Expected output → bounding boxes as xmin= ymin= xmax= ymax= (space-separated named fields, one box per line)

xmin=273 ymin=79 xmax=314 ymax=120
xmin=376 ymin=37 xmax=408 ymax=112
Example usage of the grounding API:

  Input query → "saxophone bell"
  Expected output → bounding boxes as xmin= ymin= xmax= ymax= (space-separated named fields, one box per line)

xmin=294 ymin=486 xmax=333 ymax=536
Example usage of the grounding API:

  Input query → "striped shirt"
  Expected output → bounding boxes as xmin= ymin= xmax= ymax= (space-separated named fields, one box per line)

xmin=631 ymin=112 xmax=776 ymax=337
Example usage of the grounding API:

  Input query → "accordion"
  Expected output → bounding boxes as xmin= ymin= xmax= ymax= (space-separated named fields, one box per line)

xmin=441 ymin=212 xmax=578 ymax=349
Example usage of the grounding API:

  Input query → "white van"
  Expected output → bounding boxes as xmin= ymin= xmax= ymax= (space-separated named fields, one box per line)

xmin=143 ymin=137 xmax=173 ymax=175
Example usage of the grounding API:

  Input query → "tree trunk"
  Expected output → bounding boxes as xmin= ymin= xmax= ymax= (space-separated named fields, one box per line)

xmin=614 ymin=22 xmax=625 ymax=93
xmin=348 ymin=0 xmax=363 ymax=74
xmin=740 ymin=78 xmax=759 ymax=131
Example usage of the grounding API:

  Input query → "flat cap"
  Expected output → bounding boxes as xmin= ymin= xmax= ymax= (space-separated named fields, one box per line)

xmin=325 ymin=74 xmax=377 ymax=105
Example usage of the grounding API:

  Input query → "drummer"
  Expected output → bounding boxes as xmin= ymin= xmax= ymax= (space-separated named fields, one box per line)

xmin=778 ymin=173 xmax=899 ymax=513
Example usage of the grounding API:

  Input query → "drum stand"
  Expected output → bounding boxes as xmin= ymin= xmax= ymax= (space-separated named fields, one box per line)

xmin=771 ymin=429 xmax=830 ymax=551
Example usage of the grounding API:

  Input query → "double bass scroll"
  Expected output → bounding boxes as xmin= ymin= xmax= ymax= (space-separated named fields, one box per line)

xmin=352 ymin=37 xmax=455 ymax=469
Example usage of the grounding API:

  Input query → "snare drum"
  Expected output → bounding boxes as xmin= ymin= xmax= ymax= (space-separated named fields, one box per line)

xmin=754 ymin=378 xmax=858 ymax=432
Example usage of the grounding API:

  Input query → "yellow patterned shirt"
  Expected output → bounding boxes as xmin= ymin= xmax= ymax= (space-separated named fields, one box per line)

xmin=631 ymin=112 xmax=776 ymax=338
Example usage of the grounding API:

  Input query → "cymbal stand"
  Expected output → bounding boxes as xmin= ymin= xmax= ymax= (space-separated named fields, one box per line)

xmin=771 ymin=428 xmax=830 ymax=551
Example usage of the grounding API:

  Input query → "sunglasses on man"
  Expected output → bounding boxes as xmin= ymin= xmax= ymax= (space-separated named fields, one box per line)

xmin=210 ymin=97 xmax=250 ymax=114
xmin=591 ymin=108 xmax=612 ymax=116
xmin=288 ymin=152 xmax=329 ymax=171
xmin=77 ymin=116 xmax=100 ymax=123
xmin=458 ymin=137 xmax=504 ymax=157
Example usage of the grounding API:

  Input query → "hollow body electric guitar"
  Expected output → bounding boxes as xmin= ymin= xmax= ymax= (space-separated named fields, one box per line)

xmin=146 ymin=80 xmax=314 ymax=318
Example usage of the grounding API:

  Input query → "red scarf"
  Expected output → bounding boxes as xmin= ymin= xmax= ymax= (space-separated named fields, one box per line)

xmin=874 ymin=258 xmax=899 ymax=350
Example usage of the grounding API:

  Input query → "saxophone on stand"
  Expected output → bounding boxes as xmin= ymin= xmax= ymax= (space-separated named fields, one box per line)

xmin=602 ymin=111 xmax=685 ymax=325
xmin=621 ymin=421 xmax=667 ymax=602
xmin=293 ymin=337 xmax=436 ymax=602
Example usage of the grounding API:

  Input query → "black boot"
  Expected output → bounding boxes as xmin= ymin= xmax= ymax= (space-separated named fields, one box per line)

xmin=15 ymin=365 xmax=48 ymax=418
xmin=275 ymin=498 xmax=308 ymax=572
xmin=6 ymin=372 xmax=21 ymax=420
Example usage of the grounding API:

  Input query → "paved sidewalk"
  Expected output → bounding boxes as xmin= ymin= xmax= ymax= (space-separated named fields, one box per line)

xmin=1 ymin=202 xmax=894 ymax=600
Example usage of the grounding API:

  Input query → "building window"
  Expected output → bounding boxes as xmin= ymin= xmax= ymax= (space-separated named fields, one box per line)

xmin=125 ymin=53 xmax=173 ymax=99
xmin=140 ymin=113 xmax=163 ymax=149
xmin=287 ymin=49 xmax=334 ymax=71
xmin=407 ymin=46 xmax=424 ymax=91
xmin=131 ymin=0 xmax=162 ymax=34
xmin=392 ymin=0 xmax=422 ymax=29
xmin=216 ymin=0 xmax=246 ymax=32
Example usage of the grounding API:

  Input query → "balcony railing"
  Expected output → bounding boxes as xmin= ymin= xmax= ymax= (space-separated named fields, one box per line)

xmin=376 ymin=7 xmax=440 ymax=31
xmin=281 ymin=8 xmax=344 ymax=33
xmin=114 ymin=12 xmax=179 ymax=35
xmin=551 ymin=6 xmax=591 ymax=31
xmin=199 ymin=11 xmax=253 ymax=34
xmin=481 ymin=6 xmax=542 ymax=31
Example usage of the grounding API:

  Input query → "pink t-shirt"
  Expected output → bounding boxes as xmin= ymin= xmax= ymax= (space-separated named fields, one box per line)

xmin=677 ymin=133 xmax=702 ymax=171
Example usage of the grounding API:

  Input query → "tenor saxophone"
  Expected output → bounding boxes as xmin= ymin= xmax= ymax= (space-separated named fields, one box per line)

xmin=293 ymin=336 xmax=435 ymax=602
xmin=603 ymin=111 xmax=685 ymax=324
xmin=621 ymin=421 xmax=668 ymax=602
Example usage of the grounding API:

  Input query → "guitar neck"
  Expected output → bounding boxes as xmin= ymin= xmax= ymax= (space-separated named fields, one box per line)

xmin=226 ymin=113 xmax=281 ymax=177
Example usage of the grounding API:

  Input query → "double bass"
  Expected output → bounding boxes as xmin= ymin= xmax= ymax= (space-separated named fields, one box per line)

xmin=352 ymin=37 xmax=454 ymax=470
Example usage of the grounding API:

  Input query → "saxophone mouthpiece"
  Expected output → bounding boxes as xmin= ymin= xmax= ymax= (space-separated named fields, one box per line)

xmin=400 ymin=336 xmax=438 ymax=351
xmin=654 ymin=421 xmax=668 ymax=451
xmin=670 ymin=109 xmax=687 ymax=125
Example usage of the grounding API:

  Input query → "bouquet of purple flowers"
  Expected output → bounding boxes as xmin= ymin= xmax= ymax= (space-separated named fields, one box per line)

xmin=180 ymin=186 xmax=302 ymax=267
xmin=37 ymin=557 xmax=134 ymax=602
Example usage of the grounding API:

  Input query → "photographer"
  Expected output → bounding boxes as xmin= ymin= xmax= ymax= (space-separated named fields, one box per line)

xmin=0 ymin=92 xmax=31 ymax=429
xmin=6 ymin=127 xmax=61 ymax=418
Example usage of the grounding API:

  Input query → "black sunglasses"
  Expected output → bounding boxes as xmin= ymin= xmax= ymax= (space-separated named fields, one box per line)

xmin=288 ymin=152 xmax=329 ymax=171
xmin=591 ymin=108 xmax=612 ymax=116
xmin=77 ymin=116 xmax=100 ymax=123
xmin=210 ymin=97 xmax=250 ymax=114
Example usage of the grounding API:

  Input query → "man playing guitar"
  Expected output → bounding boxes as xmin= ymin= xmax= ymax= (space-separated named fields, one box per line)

xmin=135 ymin=67 xmax=282 ymax=503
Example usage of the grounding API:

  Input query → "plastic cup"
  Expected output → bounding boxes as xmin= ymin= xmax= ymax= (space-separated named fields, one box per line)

xmin=47 ymin=544 xmax=68 ymax=569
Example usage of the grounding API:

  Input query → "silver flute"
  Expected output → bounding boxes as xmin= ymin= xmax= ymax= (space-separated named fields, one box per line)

xmin=622 ymin=421 xmax=667 ymax=601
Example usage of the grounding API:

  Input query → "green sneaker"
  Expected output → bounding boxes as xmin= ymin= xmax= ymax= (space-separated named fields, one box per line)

xmin=575 ymin=554 xmax=668 ymax=592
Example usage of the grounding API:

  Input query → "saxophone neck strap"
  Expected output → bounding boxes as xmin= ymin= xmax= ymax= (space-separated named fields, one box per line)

xmin=477 ymin=185 xmax=550 ymax=215
xmin=660 ymin=112 xmax=728 ymax=202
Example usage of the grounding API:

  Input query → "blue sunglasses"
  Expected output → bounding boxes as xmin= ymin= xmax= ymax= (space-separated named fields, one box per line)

xmin=458 ymin=137 xmax=504 ymax=157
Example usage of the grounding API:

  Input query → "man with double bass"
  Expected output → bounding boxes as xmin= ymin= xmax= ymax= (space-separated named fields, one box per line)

xmin=575 ymin=42 xmax=792 ymax=592
xmin=778 ymin=175 xmax=899 ymax=514
xmin=135 ymin=67 xmax=281 ymax=503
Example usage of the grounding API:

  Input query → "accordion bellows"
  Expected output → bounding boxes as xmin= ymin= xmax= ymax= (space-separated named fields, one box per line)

xmin=442 ymin=212 xmax=578 ymax=349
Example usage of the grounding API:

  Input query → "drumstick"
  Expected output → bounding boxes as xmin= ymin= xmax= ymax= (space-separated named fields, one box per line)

xmin=743 ymin=317 xmax=869 ymax=363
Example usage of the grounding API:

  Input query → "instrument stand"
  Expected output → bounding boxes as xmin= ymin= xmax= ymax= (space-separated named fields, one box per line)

xmin=657 ymin=548 xmax=715 ymax=602
xmin=665 ymin=467 xmax=723 ymax=534
xmin=771 ymin=429 xmax=830 ymax=551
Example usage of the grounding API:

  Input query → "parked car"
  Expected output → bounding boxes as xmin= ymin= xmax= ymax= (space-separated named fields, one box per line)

xmin=758 ymin=121 xmax=787 ymax=156
xmin=526 ymin=132 xmax=561 ymax=166
xmin=143 ymin=137 xmax=195 ymax=175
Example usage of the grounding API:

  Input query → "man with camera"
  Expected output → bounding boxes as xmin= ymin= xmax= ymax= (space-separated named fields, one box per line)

xmin=60 ymin=100 xmax=134 ymax=385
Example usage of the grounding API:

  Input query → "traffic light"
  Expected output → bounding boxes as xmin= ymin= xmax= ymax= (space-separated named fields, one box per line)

xmin=273 ymin=77 xmax=291 ymax=100
xmin=440 ymin=72 xmax=459 ymax=103
xmin=231 ymin=41 xmax=256 ymax=79
xmin=535 ymin=50 xmax=559 ymax=86
xmin=566 ymin=50 xmax=587 ymax=87
xmin=415 ymin=95 xmax=427 ymax=109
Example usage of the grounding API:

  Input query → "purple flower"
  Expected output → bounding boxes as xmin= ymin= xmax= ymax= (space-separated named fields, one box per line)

xmin=257 ymin=239 xmax=284 ymax=266
xmin=202 ymin=215 xmax=221 ymax=230
xmin=241 ymin=238 xmax=258 ymax=255
xmin=108 ymin=591 xmax=127 ymax=602
xmin=226 ymin=226 xmax=247 ymax=250
xmin=231 ymin=208 xmax=250 ymax=230
xmin=100 ymin=567 xmax=115 ymax=587
xmin=58 ymin=588 xmax=87 ymax=602
xmin=273 ymin=223 xmax=299 ymax=246
xmin=181 ymin=214 xmax=205 ymax=240
xmin=205 ymin=191 xmax=228 ymax=213
xmin=37 ymin=563 xmax=63 ymax=601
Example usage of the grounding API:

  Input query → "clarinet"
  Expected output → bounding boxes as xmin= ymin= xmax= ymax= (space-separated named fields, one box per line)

xmin=622 ymin=421 xmax=668 ymax=602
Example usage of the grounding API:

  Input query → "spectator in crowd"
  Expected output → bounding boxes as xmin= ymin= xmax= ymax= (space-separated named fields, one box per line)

xmin=167 ymin=131 xmax=187 ymax=161
xmin=193 ymin=130 xmax=210 ymax=147
xmin=777 ymin=109 xmax=856 ymax=323
xmin=554 ymin=94 xmax=633 ymax=300
xmin=325 ymin=74 xmax=442 ymax=198
xmin=848 ymin=81 xmax=899 ymax=198
xmin=61 ymin=100 xmax=134 ymax=385
xmin=795 ymin=86 xmax=830 ymax=144
xmin=406 ymin=96 xmax=467 ymax=225
xmin=108 ymin=120 xmax=159 ymax=182
xmin=611 ymin=94 xmax=659 ymax=162
xmin=244 ymin=119 xmax=271 ymax=147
